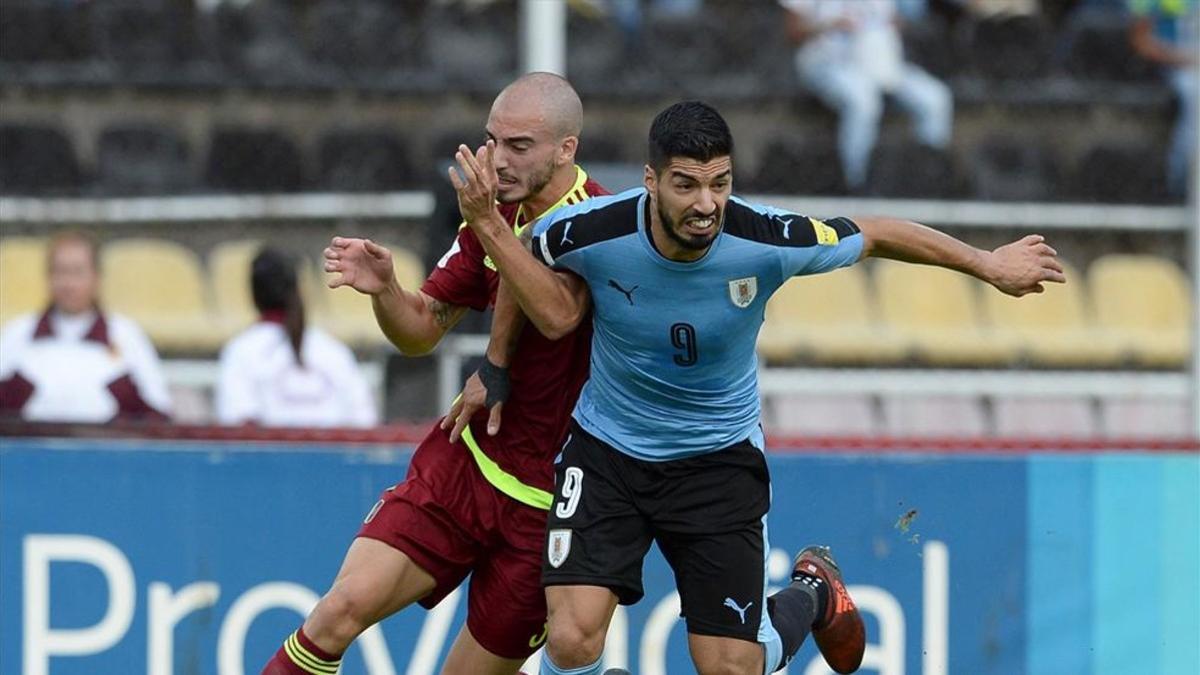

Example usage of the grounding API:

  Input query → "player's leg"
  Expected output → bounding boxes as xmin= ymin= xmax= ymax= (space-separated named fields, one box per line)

xmin=262 ymin=537 xmax=437 ymax=675
xmin=795 ymin=56 xmax=883 ymax=189
xmin=440 ymin=627 xmax=528 ymax=675
xmin=441 ymin=498 xmax=556 ymax=675
xmin=649 ymin=434 xmax=777 ymax=675
xmin=892 ymin=63 xmax=953 ymax=150
xmin=542 ymin=584 xmax=620 ymax=673
xmin=540 ymin=422 xmax=653 ymax=674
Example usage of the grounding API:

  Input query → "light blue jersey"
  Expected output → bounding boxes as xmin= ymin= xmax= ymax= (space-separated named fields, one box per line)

xmin=532 ymin=188 xmax=864 ymax=461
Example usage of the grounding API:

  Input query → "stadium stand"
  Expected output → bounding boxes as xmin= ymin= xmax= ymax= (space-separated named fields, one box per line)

xmin=867 ymin=140 xmax=968 ymax=199
xmin=95 ymin=124 xmax=192 ymax=196
xmin=204 ymin=128 xmax=305 ymax=193
xmin=961 ymin=13 xmax=1053 ymax=82
xmin=1089 ymin=254 xmax=1193 ymax=368
xmin=317 ymin=129 xmax=417 ymax=192
xmin=873 ymin=260 xmax=1015 ymax=365
xmin=100 ymin=238 xmax=222 ymax=353
xmin=764 ymin=393 xmax=880 ymax=436
xmin=0 ymin=236 xmax=48 ymax=326
xmin=968 ymin=134 xmax=1062 ymax=202
xmin=748 ymin=138 xmax=846 ymax=196
xmin=880 ymin=395 xmax=989 ymax=438
xmin=1100 ymin=396 xmax=1194 ymax=438
xmin=0 ymin=124 xmax=82 ymax=195
xmin=993 ymin=395 xmax=1099 ymax=437
xmin=1074 ymin=142 xmax=1170 ymax=204
xmin=757 ymin=266 xmax=908 ymax=365
xmin=982 ymin=260 xmax=1126 ymax=367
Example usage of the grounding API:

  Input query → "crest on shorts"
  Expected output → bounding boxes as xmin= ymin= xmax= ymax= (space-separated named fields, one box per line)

xmin=548 ymin=528 xmax=572 ymax=568
xmin=728 ymin=276 xmax=757 ymax=308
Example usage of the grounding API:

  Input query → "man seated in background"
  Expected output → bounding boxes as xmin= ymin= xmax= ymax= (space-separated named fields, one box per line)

xmin=1129 ymin=0 xmax=1197 ymax=198
xmin=216 ymin=247 xmax=377 ymax=428
xmin=781 ymin=0 xmax=953 ymax=191
xmin=0 ymin=231 xmax=171 ymax=423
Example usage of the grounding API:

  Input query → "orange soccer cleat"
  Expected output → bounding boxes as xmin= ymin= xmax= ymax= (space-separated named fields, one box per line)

xmin=794 ymin=546 xmax=866 ymax=674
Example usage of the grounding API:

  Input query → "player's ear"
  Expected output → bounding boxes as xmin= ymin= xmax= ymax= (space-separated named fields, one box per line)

xmin=643 ymin=164 xmax=657 ymax=192
xmin=558 ymin=135 xmax=578 ymax=166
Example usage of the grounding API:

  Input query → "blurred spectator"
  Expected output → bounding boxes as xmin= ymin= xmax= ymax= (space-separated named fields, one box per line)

xmin=1129 ymin=0 xmax=1197 ymax=198
xmin=0 ymin=232 xmax=171 ymax=423
xmin=216 ymin=247 xmax=378 ymax=428
xmin=781 ymin=0 xmax=954 ymax=191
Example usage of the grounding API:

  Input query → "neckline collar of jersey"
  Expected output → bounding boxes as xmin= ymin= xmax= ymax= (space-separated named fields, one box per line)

xmin=514 ymin=165 xmax=590 ymax=235
xmin=637 ymin=190 xmax=721 ymax=270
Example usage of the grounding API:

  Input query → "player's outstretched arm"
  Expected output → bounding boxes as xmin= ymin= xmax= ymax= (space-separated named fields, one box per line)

xmin=855 ymin=216 xmax=1066 ymax=297
xmin=449 ymin=141 xmax=590 ymax=338
xmin=324 ymin=237 xmax=466 ymax=355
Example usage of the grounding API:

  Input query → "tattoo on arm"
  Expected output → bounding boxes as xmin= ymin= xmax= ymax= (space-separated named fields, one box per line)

xmin=428 ymin=299 xmax=457 ymax=328
xmin=518 ymin=225 xmax=534 ymax=251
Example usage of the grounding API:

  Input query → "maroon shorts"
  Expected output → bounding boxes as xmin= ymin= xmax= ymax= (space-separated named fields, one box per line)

xmin=357 ymin=425 xmax=549 ymax=659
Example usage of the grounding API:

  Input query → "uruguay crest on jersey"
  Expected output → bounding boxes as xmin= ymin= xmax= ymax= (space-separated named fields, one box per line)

xmin=728 ymin=276 xmax=757 ymax=308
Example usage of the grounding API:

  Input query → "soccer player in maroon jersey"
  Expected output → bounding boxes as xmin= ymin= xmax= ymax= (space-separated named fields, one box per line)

xmin=261 ymin=72 xmax=609 ymax=675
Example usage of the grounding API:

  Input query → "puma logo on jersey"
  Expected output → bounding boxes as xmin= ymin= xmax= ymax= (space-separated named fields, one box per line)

xmin=724 ymin=597 xmax=753 ymax=624
xmin=778 ymin=216 xmax=794 ymax=239
xmin=608 ymin=279 xmax=638 ymax=305
xmin=560 ymin=221 xmax=575 ymax=247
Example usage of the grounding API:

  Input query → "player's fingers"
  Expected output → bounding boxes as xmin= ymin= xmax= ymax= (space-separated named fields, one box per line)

xmin=456 ymin=146 xmax=480 ymax=185
xmin=363 ymin=239 xmax=387 ymax=259
xmin=449 ymin=410 xmax=471 ymax=444
xmin=331 ymin=236 xmax=351 ymax=249
xmin=487 ymin=402 xmax=503 ymax=436
xmin=323 ymin=260 xmax=339 ymax=273
xmin=327 ymin=274 xmax=346 ymax=289
xmin=441 ymin=398 xmax=463 ymax=429
xmin=1035 ymin=242 xmax=1058 ymax=257
xmin=1042 ymin=257 xmax=1064 ymax=274
xmin=1042 ymin=267 xmax=1067 ymax=283
xmin=1021 ymin=234 xmax=1044 ymax=246
xmin=448 ymin=165 xmax=465 ymax=190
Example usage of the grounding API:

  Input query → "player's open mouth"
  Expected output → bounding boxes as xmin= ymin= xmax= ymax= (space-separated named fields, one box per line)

xmin=684 ymin=216 xmax=716 ymax=233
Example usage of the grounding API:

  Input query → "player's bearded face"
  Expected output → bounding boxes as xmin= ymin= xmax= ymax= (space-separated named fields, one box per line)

xmin=653 ymin=156 xmax=733 ymax=252
xmin=495 ymin=149 xmax=556 ymax=205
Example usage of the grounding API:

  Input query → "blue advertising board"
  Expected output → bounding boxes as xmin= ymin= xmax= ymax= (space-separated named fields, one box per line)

xmin=1 ymin=437 xmax=1196 ymax=674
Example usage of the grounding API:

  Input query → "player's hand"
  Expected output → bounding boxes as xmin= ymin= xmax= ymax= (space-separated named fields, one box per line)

xmin=440 ymin=371 xmax=504 ymax=443
xmin=324 ymin=237 xmax=394 ymax=295
xmin=986 ymin=234 xmax=1066 ymax=297
xmin=449 ymin=141 xmax=500 ymax=228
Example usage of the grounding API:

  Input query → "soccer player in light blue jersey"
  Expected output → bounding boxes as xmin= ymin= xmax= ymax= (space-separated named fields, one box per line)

xmin=450 ymin=101 xmax=1065 ymax=675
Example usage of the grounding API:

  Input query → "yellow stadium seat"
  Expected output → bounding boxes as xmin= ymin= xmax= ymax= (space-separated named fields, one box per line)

xmin=0 ymin=237 xmax=48 ymax=326
xmin=208 ymin=239 xmax=262 ymax=335
xmin=874 ymin=260 xmax=1016 ymax=365
xmin=1088 ymin=254 xmax=1193 ymax=367
xmin=314 ymin=243 xmax=426 ymax=348
xmin=758 ymin=266 xmax=908 ymax=365
xmin=101 ymin=238 xmax=223 ymax=353
xmin=982 ymin=260 xmax=1124 ymax=367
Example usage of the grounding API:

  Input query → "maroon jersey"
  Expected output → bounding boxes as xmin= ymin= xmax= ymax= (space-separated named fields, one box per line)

xmin=421 ymin=168 xmax=608 ymax=494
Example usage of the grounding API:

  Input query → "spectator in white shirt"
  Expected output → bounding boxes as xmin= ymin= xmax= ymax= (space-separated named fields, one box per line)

xmin=216 ymin=247 xmax=378 ymax=428
xmin=0 ymin=231 xmax=171 ymax=423
xmin=781 ymin=0 xmax=953 ymax=190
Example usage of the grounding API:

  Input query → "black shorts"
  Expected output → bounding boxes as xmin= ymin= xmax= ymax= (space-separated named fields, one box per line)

xmin=542 ymin=420 xmax=772 ymax=641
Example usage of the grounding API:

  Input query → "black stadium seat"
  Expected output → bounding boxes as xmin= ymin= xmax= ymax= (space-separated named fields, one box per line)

xmin=1073 ymin=143 xmax=1169 ymax=203
xmin=961 ymin=14 xmax=1052 ymax=81
xmin=317 ymin=129 xmax=416 ymax=191
xmin=867 ymin=140 xmax=967 ymax=199
xmin=96 ymin=124 xmax=193 ymax=195
xmin=969 ymin=135 xmax=1062 ymax=202
xmin=0 ymin=2 xmax=92 ymax=63
xmin=1062 ymin=9 xmax=1157 ymax=82
xmin=0 ymin=124 xmax=83 ymax=195
xmin=204 ymin=128 xmax=304 ymax=192
xmin=748 ymin=139 xmax=847 ymax=196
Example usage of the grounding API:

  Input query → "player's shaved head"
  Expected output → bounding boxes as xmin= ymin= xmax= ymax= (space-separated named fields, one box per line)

xmin=492 ymin=72 xmax=582 ymax=140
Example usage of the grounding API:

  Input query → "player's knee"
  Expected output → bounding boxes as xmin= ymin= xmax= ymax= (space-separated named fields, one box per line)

xmin=692 ymin=649 xmax=761 ymax=675
xmin=308 ymin=585 xmax=374 ymax=647
xmin=545 ymin=616 xmax=605 ymax=668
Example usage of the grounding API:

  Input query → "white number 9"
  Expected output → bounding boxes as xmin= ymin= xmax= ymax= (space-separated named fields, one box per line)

xmin=555 ymin=467 xmax=584 ymax=519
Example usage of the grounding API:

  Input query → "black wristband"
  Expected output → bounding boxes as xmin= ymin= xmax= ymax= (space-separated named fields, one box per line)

xmin=477 ymin=357 xmax=511 ymax=408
